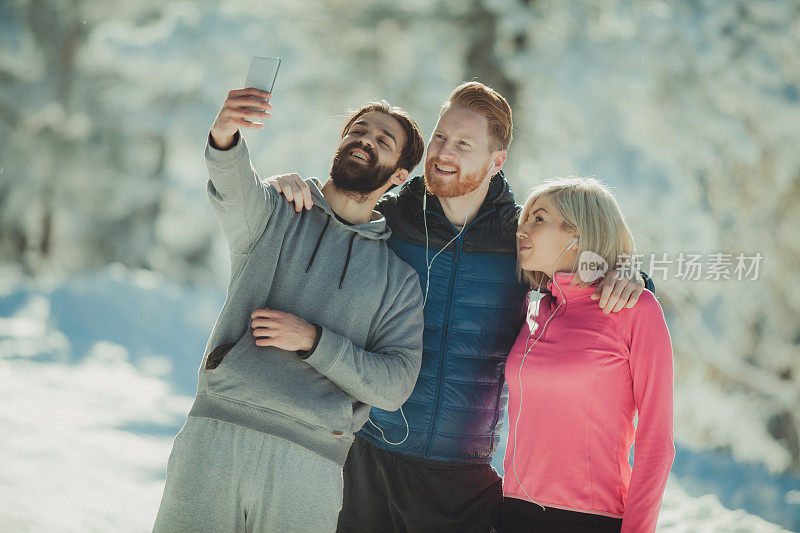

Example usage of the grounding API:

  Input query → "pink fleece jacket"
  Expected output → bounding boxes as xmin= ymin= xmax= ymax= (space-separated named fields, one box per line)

xmin=503 ymin=272 xmax=675 ymax=533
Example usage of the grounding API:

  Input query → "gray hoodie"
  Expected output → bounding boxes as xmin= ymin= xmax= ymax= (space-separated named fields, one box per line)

xmin=188 ymin=135 xmax=424 ymax=467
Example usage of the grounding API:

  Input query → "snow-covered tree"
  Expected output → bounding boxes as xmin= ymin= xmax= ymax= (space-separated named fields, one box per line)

xmin=484 ymin=0 xmax=800 ymax=473
xmin=2 ymin=0 xmax=798 ymax=476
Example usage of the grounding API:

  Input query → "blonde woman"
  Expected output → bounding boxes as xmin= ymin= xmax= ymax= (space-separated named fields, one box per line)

xmin=502 ymin=177 xmax=675 ymax=533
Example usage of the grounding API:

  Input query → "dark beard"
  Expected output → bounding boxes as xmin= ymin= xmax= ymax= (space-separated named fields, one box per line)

xmin=329 ymin=142 xmax=397 ymax=199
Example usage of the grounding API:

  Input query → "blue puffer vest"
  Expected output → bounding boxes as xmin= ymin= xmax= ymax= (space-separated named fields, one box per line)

xmin=356 ymin=172 xmax=528 ymax=463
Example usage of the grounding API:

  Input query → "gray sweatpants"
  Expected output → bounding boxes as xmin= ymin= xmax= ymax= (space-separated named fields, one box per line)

xmin=153 ymin=416 xmax=344 ymax=533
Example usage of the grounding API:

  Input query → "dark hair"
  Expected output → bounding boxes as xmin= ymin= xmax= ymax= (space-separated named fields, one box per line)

xmin=341 ymin=101 xmax=425 ymax=173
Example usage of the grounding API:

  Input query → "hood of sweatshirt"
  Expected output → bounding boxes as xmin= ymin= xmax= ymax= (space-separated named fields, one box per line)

xmin=306 ymin=178 xmax=391 ymax=241
xmin=303 ymin=178 xmax=391 ymax=288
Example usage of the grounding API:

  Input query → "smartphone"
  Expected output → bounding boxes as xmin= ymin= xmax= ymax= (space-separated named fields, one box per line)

xmin=244 ymin=56 xmax=280 ymax=124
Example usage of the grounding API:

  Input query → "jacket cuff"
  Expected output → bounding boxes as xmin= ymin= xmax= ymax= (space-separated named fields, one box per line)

xmin=205 ymin=131 xmax=244 ymax=166
xmin=303 ymin=325 xmax=344 ymax=375
xmin=297 ymin=324 xmax=323 ymax=360
xmin=640 ymin=269 xmax=656 ymax=295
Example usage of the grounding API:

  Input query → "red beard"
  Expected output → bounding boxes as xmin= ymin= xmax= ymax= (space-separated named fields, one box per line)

xmin=424 ymin=158 xmax=494 ymax=199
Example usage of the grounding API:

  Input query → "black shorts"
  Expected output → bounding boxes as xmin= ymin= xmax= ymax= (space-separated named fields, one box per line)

xmin=500 ymin=496 xmax=622 ymax=533
xmin=336 ymin=436 xmax=502 ymax=533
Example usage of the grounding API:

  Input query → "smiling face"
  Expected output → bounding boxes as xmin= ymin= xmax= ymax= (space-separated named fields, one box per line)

xmin=516 ymin=195 xmax=579 ymax=276
xmin=330 ymin=110 xmax=408 ymax=196
xmin=424 ymin=106 xmax=497 ymax=199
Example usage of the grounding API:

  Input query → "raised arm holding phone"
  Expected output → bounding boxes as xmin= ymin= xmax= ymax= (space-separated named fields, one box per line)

xmin=152 ymin=60 xmax=427 ymax=532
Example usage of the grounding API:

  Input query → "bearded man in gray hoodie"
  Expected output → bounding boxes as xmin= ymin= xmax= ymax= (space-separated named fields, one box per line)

xmin=153 ymin=88 xmax=425 ymax=533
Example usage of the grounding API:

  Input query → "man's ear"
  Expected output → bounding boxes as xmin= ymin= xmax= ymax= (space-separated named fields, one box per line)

xmin=492 ymin=149 xmax=508 ymax=173
xmin=389 ymin=168 xmax=409 ymax=187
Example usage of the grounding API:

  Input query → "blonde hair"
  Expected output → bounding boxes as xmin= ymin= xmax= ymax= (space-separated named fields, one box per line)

xmin=442 ymin=81 xmax=512 ymax=151
xmin=517 ymin=177 xmax=636 ymax=290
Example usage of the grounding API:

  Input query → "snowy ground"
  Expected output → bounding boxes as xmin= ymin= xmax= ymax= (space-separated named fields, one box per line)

xmin=0 ymin=266 xmax=795 ymax=532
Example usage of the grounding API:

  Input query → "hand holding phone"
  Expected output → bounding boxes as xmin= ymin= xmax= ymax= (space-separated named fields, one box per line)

xmin=209 ymin=56 xmax=281 ymax=149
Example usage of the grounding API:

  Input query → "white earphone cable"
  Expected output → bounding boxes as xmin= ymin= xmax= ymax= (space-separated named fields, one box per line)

xmin=510 ymin=237 xmax=578 ymax=508
xmin=369 ymin=161 xmax=497 ymax=446
xmin=423 ymin=161 xmax=495 ymax=307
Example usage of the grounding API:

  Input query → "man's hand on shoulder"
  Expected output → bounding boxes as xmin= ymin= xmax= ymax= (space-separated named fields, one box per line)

xmin=250 ymin=308 xmax=318 ymax=353
xmin=590 ymin=268 xmax=646 ymax=314
xmin=265 ymin=173 xmax=314 ymax=212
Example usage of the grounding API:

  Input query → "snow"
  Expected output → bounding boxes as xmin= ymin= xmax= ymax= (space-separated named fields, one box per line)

xmin=0 ymin=267 xmax=796 ymax=532
xmin=2 ymin=0 xmax=800 ymax=530
xmin=0 ymin=349 xmax=184 ymax=531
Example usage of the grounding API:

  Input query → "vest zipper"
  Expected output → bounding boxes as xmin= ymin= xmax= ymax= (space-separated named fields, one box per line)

xmin=423 ymin=208 xmax=496 ymax=456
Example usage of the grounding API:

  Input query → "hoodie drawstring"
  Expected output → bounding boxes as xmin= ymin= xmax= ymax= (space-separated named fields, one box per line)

xmin=306 ymin=213 xmax=358 ymax=290
xmin=305 ymin=214 xmax=331 ymax=273
xmin=339 ymin=233 xmax=356 ymax=289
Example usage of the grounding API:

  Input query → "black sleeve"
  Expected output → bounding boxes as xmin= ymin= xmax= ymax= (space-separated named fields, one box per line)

xmin=640 ymin=269 xmax=656 ymax=295
xmin=207 ymin=130 xmax=240 ymax=151
xmin=297 ymin=324 xmax=323 ymax=360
